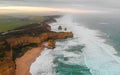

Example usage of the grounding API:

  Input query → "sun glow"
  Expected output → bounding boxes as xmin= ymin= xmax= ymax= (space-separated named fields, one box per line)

xmin=0 ymin=6 xmax=99 ymax=14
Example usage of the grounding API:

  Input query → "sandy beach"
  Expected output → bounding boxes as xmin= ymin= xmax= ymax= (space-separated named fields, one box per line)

xmin=15 ymin=45 xmax=45 ymax=75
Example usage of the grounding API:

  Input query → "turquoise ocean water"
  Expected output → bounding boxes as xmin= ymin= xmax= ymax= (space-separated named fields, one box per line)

xmin=30 ymin=14 xmax=120 ymax=75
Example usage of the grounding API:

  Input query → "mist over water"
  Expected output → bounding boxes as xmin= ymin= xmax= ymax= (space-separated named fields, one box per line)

xmin=1 ymin=0 xmax=120 ymax=15
xmin=0 ymin=0 xmax=120 ymax=75
xmin=30 ymin=15 xmax=120 ymax=75
xmin=74 ymin=13 xmax=120 ymax=55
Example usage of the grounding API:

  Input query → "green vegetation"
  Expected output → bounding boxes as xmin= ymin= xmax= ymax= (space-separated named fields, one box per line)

xmin=0 ymin=16 xmax=48 ymax=32
xmin=0 ymin=15 xmax=51 ymax=61
xmin=0 ymin=36 xmax=9 ymax=61
xmin=0 ymin=50 xmax=5 ymax=61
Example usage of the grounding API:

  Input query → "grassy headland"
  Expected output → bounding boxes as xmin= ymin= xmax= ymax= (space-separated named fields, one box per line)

xmin=0 ymin=16 xmax=49 ymax=32
xmin=0 ymin=15 xmax=73 ymax=75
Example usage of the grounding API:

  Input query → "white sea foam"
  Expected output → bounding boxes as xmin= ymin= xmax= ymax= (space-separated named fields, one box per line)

xmin=51 ymin=15 xmax=120 ymax=75
xmin=30 ymin=48 xmax=56 ymax=75
xmin=30 ymin=15 xmax=120 ymax=75
xmin=30 ymin=15 xmax=84 ymax=75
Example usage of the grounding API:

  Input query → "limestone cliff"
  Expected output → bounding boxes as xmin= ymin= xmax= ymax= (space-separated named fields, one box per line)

xmin=6 ymin=32 xmax=73 ymax=48
xmin=0 ymin=16 xmax=73 ymax=75
xmin=0 ymin=60 xmax=15 ymax=75
xmin=47 ymin=39 xmax=56 ymax=49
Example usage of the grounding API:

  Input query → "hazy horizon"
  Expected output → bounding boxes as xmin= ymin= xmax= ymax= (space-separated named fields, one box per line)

xmin=0 ymin=0 xmax=120 ymax=15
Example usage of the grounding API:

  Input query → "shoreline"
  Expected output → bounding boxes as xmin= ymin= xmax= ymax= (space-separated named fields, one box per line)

xmin=0 ymin=15 xmax=73 ymax=75
xmin=15 ymin=45 xmax=45 ymax=75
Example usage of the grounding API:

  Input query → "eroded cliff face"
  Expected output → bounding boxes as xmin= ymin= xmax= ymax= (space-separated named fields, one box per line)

xmin=0 ymin=60 xmax=15 ymax=75
xmin=0 ymin=16 xmax=73 ymax=75
xmin=47 ymin=39 xmax=56 ymax=49
xmin=6 ymin=32 xmax=73 ymax=48
xmin=0 ymin=17 xmax=57 ymax=75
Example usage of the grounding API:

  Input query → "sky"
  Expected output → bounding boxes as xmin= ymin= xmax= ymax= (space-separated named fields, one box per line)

xmin=0 ymin=0 xmax=120 ymax=15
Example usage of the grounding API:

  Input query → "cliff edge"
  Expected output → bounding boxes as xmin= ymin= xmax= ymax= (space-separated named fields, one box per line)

xmin=0 ymin=17 xmax=73 ymax=75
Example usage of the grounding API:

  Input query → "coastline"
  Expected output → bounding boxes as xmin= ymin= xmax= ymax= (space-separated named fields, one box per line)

xmin=15 ymin=45 xmax=45 ymax=75
xmin=0 ymin=16 xmax=57 ymax=75
xmin=0 ymin=15 xmax=73 ymax=75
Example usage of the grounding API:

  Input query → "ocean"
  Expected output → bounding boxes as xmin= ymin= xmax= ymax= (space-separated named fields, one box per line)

xmin=30 ymin=14 xmax=120 ymax=75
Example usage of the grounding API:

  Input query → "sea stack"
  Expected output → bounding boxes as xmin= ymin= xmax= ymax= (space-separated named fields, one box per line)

xmin=58 ymin=26 xmax=62 ymax=30
xmin=47 ymin=39 xmax=56 ymax=49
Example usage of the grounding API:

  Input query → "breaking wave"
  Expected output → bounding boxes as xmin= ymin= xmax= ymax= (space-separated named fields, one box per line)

xmin=30 ymin=15 xmax=120 ymax=75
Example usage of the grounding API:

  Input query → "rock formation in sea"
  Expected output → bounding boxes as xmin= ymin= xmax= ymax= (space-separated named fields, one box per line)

xmin=64 ymin=27 xmax=67 ymax=31
xmin=58 ymin=25 xmax=62 ymax=30
xmin=0 ymin=16 xmax=73 ymax=75
xmin=47 ymin=39 xmax=56 ymax=49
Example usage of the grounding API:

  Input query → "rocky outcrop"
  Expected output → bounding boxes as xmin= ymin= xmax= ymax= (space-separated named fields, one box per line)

xmin=64 ymin=28 xmax=67 ymax=31
xmin=0 ymin=17 xmax=56 ymax=75
xmin=58 ymin=26 xmax=62 ymax=30
xmin=6 ymin=32 xmax=73 ymax=48
xmin=47 ymin=39 xmax=56 ymax=49
xmin=0 ymin=16 xmax=73 ymax=75
xmin=3 ymin=31 xmax=73 ymax=75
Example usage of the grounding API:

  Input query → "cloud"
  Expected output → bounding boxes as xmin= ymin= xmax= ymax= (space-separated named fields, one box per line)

xmin=0 ymin=0 xmax=120 ymax=9
xmin=0 ymin=0 xmax=119 ymax=14
xmin=0 ymin=6 xmax=99 ymax=14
